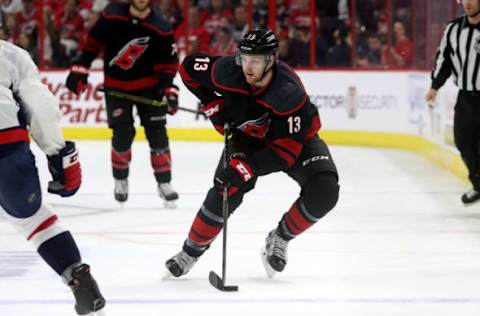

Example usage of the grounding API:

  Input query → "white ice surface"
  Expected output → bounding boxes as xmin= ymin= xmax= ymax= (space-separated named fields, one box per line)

xmin=1 ymin=140 xmax=480 ymax=316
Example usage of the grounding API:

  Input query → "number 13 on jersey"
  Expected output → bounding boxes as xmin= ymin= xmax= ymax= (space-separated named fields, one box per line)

xmin=194 ymin=57 xmax=210 ymax=71
xmin=288 ymin=116 xmax=301 ymax=134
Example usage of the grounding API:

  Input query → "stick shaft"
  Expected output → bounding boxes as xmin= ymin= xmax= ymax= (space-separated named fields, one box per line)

xmin=221 ymin=124 xmax=230 ymax=284
xmin=100 ymin=88 xmax=205 ymax=116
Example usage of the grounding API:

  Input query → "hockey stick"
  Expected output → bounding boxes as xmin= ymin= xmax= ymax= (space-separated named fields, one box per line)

xmin=209 ymin=123 xmax=239 ymax=292
xmin=99 ymin=88 xmax=207 ymax=117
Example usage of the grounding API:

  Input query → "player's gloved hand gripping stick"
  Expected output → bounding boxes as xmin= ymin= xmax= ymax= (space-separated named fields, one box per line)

xmin=163 ymin=85 xmax=180 ymax=115
xmin=209 ymin=123 xmax=239 ymax=292
xmin=214 ymin=155 xmax=254 ymax=196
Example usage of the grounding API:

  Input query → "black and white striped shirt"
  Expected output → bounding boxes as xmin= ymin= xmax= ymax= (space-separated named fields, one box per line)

xmin=432 ymin=16 xmax=480 ymax=91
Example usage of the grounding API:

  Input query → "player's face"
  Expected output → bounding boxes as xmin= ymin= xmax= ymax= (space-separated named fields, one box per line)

xmin=131 ymin=0 xmax=151 ymax=12
xmin=241 ymin=54 xmax=271 ymax=85
xmin=461 ymin=0 xmax=480 ymax=17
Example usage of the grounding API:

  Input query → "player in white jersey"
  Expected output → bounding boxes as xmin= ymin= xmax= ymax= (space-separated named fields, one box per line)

xmin=0 ymin=34 xmax=106 ymax=315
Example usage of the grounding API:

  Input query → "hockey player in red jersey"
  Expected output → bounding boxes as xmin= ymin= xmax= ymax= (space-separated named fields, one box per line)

xmin=66 ymin=0 xmax=180 ymax=206
xmin=0 ymin=32 xmax=105 ymax=314
xmin=166 ymin=29 xmax=340 ymax=278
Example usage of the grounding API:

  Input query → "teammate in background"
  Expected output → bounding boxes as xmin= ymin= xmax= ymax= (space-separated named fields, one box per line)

xmin=0 ymin=36 xmax=105 ymax=314
xmin=66 ymin=0 xmax=180 ymax=206
xmin=166 ymin=29 xmax=340 ymax=278
xmin=426 ymin=0 xmax=480 ymax=205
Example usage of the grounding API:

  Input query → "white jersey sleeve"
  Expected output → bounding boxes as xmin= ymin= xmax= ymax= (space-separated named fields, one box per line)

xmin=0 ymin=40 xmax=65 ymax=155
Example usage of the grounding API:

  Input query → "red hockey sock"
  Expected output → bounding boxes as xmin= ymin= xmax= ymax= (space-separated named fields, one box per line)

xmin=278 ymin=199 xmax=318 ymax=240
xmin=186 ymin=205 xmax=224 ymax=252
xmin=188 ymin=214 xmax=222 ymax=246
xmin=151 ymin=151 xmax=171 ymax=173
xmin=111 ymin=148 xmax=131 ymax=170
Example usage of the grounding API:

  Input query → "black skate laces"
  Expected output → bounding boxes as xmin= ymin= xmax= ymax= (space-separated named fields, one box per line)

xmin=270 ymin=233 xmax=288 ymax=260
xmin=158 ymin=183 xmax=175 ymax=195
xmin=115 ymin=180 xmax=128 ymax=194
xmin=175 ymin=251 xmax=197 ymax=269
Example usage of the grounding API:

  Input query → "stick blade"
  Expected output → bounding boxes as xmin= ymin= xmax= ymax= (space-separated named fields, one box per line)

xmin=209 ymin=271 xmax=223 ymax=290
xmin=222 ymin=285 xmax=239 ymax=292
xmin=208 ymin=271 xmax=238 ymax=292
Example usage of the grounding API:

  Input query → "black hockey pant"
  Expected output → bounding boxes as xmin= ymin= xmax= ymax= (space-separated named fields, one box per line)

xmin=453 ymin=91 xmax=480 ymax=191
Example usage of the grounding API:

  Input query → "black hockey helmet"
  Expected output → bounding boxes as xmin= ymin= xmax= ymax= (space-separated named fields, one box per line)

xmin=236 ymin=28 xmax=279 ymax=67
xmin=238 ymin=28 xmax=279 ymax=56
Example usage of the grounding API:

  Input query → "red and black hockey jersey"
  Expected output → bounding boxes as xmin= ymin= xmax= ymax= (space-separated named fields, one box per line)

xmin=78 ymin=2 xmax=178 ymax=91
xmin=179 ymin=54 xmax=322 ymax=176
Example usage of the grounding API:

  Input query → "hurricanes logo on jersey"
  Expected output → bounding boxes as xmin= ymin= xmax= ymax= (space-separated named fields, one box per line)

xmin=109 ymin=37 xmax=150 ymax=70
xmin=475 ymin=36 xmax=480 ymax=54
xmin=236 ymin=113 xmax=271 ymax=138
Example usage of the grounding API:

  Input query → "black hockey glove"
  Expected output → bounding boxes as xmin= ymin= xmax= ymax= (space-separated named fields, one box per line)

xmin=47 ymin=141 xmax=82 ymax=197
xmin=163 ymin=85 xmax=179 ymax=115
xmin=214 ymin=158 xmax=255 ymax=195
xmin=66 ymin=65 xmax=89 ymax=95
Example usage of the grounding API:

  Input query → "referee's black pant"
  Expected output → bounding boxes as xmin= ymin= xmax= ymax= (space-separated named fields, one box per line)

xmin=454 ymin=90 xmax=480 ymax=190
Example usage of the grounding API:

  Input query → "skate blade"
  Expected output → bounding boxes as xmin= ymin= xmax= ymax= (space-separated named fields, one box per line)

xmin=86 ymin=308 xmax=107 ymax=316
xmin=163 ymin=200 xmax=177 ymax=209
xmin=95 ymin=308 xmax=107 ymax=316
xmin=162 ymin=268 xmax=174 ymax=280
xmin=260 ymin=246 xmax=276 ymax=278
xmin=463 ymin=199 xmax=480 ymax=207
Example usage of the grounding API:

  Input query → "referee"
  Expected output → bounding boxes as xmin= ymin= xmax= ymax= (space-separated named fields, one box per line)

xmin=426 ymin=0 xmax=480 ymax=205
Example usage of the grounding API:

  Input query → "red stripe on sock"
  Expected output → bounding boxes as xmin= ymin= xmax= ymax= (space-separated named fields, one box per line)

xmin=188 ymin=229 xmax=213 ymax=245
xmin=284 ymin=213 xmax=301 ymax=235
xmin=289 ymin=203 xmax=315 ymax=231
xmin=27 ymin=215 xmax=58 ymax=241
xmin=188 ymin=215 xmax=222 ymax=244
xmin=112 ymin=149 xmax=131 ymax=169
xmin=151 ymin=152 xmax=171 ymax=173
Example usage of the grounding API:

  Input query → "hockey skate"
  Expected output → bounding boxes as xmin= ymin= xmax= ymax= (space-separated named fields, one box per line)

xmin=462 ymin=188 xmax=480 ymax=205
xmin=68 ymin=264 xmax=106 ymax=315
xmin=158 ymin=182 xmax=179 ymax=208
xmin=165 ymin=250 xmax=198 ymax=277
xmin=261 ymin=229 xmax=289 ymax=278
xmin=114 ymin=179 xmax=128 ymax=203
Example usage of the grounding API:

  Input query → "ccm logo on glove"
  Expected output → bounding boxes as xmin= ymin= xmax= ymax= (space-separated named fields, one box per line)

xmin=230 ymin=159 xmax=253 ymax=182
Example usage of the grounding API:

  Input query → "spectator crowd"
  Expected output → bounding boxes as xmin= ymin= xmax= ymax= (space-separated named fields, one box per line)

xmin=0 ymin=0 xmax=417 ymax=69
